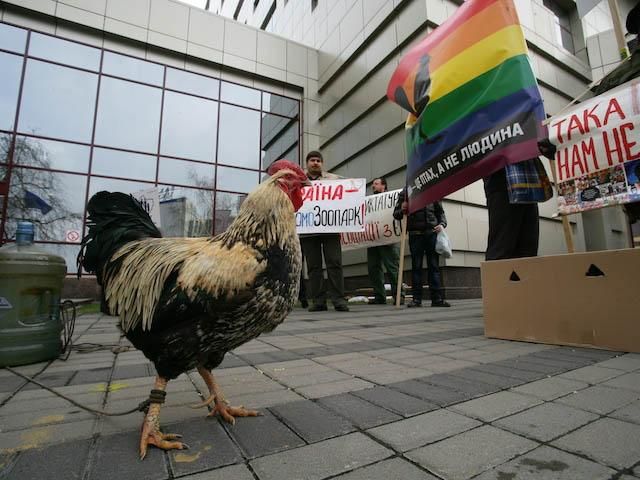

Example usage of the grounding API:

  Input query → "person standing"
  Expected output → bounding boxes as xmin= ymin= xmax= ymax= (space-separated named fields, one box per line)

xmin=393 ymin=190 xmax=450 ymax=308
xmin=300 ymin=151 xmax=349 ymax=312
xmin=367 ymin=178 xmax=402 ymax=305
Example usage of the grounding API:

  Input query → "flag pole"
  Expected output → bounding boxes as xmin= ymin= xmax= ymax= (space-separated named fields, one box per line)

xmin=607 ymin=0 xmax=630 ymax=60
xmin=395 ymin=216 xmax=407 ymax=308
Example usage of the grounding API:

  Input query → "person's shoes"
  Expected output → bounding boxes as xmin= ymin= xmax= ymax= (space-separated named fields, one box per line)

xmin=334 ymin=303 xmax=350 ymax=312
xmin=407 ymin=300 xmax=422 ymax=308
xmin=300 ymin=299 xmax=308 ymax=308
xmin=368 ymin=298 xmax=386 ymax=305
xmin=431 ymin=300 xmax=451 ymax=307
xmin=308 ymin=303 xmax=328 ymax=312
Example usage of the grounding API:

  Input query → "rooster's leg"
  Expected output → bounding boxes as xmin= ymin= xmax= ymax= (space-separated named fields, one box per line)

xmin=139 ymin=376 xmax=188 ymax=459
xmin=194 ymin=366 xmax=260 ymax=424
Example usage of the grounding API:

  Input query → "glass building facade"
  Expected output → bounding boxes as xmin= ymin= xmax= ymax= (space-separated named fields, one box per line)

xmin=0 ymin=22 xmax=301 ymax=274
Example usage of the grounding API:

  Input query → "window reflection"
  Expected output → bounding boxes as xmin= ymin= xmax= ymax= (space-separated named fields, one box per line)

xmin=39 ymin=243 xmax=81 ymax=274
xmin=166 ymin=68 xmax=219 ymax=99
xmin=19 ymin=60 xmax=97 ymax=142
xmin=160 ymin=91 xmax=217 ymax=162
xmin=102 ymin=51 xmax=164 ymax=86
xmin=215 ymin=191 xmax=247 ymax=234
xmin=261 ymin=116 xmax=299 ymax=169
xmin=92 ymin=148 xmax=156 ymax=181
xmin=157 ymin=184 xmax=213 ymax=237
xmin=95 ymin=76 xmax=161 ymax=153
xmin=217 ymin=104 xmax=260 ymax=169
xmin=13 ymin=136 xmax=90 ymax=173
xmin=29 ymin=32 xmax=101 ymax=71
xmin=0 ymin=133 xmax=10 ymax=166
xmin=262 ymin=92 xmax=299 ymax=118
xmin=0 ymin=23 xmax=27 ymax=54
xmin=88 ymin=176 xmax=155 ymax=198
xmin=158 ymin=157 xmax=215 ymax=188
xmin=7 ymin=168 xmax=86 ymax=242
xmin=216 ymin=165 xmax=258 ymax=194
xmin=0 ymin=52 xmax=22 ymax=131
xmin=220 ymin=81 xmax=261 ymax=109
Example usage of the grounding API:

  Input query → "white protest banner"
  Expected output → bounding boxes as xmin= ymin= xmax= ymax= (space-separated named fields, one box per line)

xmin=296 ymin=178 xmax=366 ymax=234
xmin=132 ymin=187 xmax=162 ymax=226
xmin=340 ymin=189 xmax=403 ymax=251
xmin=549 ymin=79 xmax=640 ymax=215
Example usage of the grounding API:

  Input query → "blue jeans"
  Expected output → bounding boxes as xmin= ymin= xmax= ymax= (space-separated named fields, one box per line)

xmin=409 ymin=232 xmax=443 ymax=303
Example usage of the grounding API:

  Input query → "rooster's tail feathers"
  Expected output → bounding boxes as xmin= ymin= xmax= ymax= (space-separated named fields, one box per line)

xmin=77 ymin=191 xmax=162 ymax=278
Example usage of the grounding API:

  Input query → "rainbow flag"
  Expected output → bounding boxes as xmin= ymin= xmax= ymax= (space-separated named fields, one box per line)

xmin=387 ymin=0 xmax=546 ymax=211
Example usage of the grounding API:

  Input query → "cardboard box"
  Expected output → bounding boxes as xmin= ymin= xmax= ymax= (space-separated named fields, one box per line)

xmin=481 ymin=248 xmax=640 ymax=353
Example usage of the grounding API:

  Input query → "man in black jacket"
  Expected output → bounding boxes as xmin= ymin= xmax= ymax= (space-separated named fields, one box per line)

xmin=393 ymin=190 xmax=450 ymax=307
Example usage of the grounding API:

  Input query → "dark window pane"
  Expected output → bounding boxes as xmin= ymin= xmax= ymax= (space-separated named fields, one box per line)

xmin=14 ymin=136 xmax=90 ymax=173
xmin=261 ymin=116 xmax=299 ymax=168
xmin=95 ymin=76 xmax=161 ymax=153
xmin=92 ymin=148 xmax=156 ymax=181
xmin=216 ymin=165 xmax=258 ymax=194
xmin=215 ymin=191 xmax=246 ymax=234
xmin=262 ymin=92 xmax=299 ymax=118
xmin=217 ymin=104 xmax=260 ymax=169
xmin=220 ymin=81 xmax=261 ymax=109
xmin=0 ymin=52 xmax=22 ymax=131
xmin=7 ymin=168 xmax=86 ymax=242
xmin=28 ymin=32 xmax=100 ymax=70
xmin=160 ymin=91 xmax=218 ymax=161
xmin=158 ymin=185 xmax=213 ymax=237
xmin=18 ymin=60 xmax=98 ymax=142
xmin=102 ymin=51 xmax=164 ymax=86
xmin=0 ymin=23 xmax=27 ymax=54
xmin=88 ymin=176 xmax=155 ymax=197
xmin=166 ymin=68 xmax=219 ymax=98
xmin=158 ymin=158 xmax=215 ymax=188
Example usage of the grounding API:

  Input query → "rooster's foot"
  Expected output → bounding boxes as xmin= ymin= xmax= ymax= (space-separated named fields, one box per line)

xmin=208 ymin=403 xmax=260 ymax=425
xmin=191 ymin=394 xmax=216 ymax=409
xmin=140 ymin=424 xmax=189 ymax=459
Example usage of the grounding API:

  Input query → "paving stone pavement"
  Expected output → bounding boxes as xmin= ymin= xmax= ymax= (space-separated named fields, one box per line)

xmin=1 ymin=299 xmax=639 ymax=479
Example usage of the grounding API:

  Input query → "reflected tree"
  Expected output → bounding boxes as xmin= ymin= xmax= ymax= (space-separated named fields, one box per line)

xmin=3 ymin=135 xmax=82 ymax=241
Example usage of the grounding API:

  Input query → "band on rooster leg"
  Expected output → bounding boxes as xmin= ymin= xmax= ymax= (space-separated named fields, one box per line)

xmin=139 ymin=376 xmax=189 ymax=459
xmin=192 ymin=366 xmax=260 ymax=424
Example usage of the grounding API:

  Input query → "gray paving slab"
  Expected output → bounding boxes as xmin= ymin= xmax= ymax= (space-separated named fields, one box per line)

xmin=21 ymin=370 xmax=76 ymax=391
xmin=448 ymin=367 xmax=524 ymax=389
xmin=87 ymin=431 xmax=167 ymax=480
xmin=555 ymin=385 xmax=640 ymax=414
xmin=68 ymin=367 xmax=112 ymax=385
xmin=1 ymin=438 xmax=92 ymax=480
xmin=390 ymin=379 xmax=474 ymax=406
xmin=469 ymin=363 xmax=547 ymax=382
xmin=269 ymin=399 xmax=355 ymax=443
xmin=511 ymin=377 xmax=589 ymax=400
xmin=0 ymin=419 xmax=96 ymax=452
xmin=179 ymin=464 xmax=255 ymax=479
xmin=352 ymin=386 xmax=438 ymax=417
xmin=166 ymin=418 xmax=243 ymax=477
xmin=331 ymin=457 xmax=438 ymax=479
xmin=420 ymin=372 xmax=501 ymax=397
xmin=558 ymin=365 xmax=627 ymax=384
xmin=406 ymin=425 xmax=538 ymax=480
xmin=294 ymin=378 xmax=374 ymax=398
xmin=472 ymin=445 xmax=616 ymax=480
xmin=596 ymin=355 xmax=640 ymax=371
xmin=249 ymin=432 xmax=392 ymax=480
xmin=450 ymin=391 xmax=543 ymax=422
xmin=609 ymin=399 xmax=640 ymax=424
xmin=316 ymin=393 xmax=402 ymax=429
xmin=494 ymin=402 xmax=599 ymax=441
xmin=367 ymin=408 xmax=481 ymax=452
xmin=552 ymin=417 xmax=640 ymax=469
xmin=601 ymin=372 xmax=640 ymax=392
xmin=223 ymin=410 xmax=305 ymax=459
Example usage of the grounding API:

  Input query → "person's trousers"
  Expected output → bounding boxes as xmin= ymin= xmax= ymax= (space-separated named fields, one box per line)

xmin=408 ymin=232 xmax=443 ymax=303
xmin=367 ymin=244 xmax=400 ymax=302
xmin=300 ymin=234 xmax=346 ymax=306
xmin=486 ymin=188 xmax=539 ymax=260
